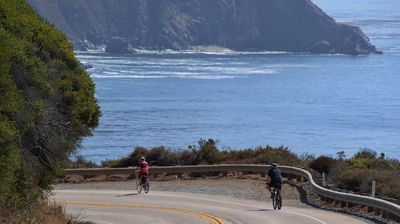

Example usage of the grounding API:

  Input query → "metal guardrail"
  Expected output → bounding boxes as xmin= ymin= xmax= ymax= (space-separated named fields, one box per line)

xmin=65 ymin=164 xmax=400 ymax=222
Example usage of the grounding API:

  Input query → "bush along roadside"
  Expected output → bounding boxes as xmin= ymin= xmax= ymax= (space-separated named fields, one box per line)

xmin=0 ymin=0 xmax=100 ymax=222
xmin=71 ymin=139 xmax=400 ymax=203
xmin=97 ymin=139 xmax=302 ymax=168
xmin=309 ymin=148 xmax=400 ymax=203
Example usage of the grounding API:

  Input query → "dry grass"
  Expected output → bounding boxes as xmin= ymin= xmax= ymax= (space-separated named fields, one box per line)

xmin=44 ymin=201 xmax=95 ymax=224
xmin=0 ymin=201 xmax=94 ymax=224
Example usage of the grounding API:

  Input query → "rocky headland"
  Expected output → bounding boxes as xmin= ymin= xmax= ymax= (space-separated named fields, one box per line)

xmin=27 ymin=0 xmax=380 ymax=55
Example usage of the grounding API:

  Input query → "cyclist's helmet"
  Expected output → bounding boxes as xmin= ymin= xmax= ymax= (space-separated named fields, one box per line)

xmin=272 ymin=163 xmax=278 ymax=167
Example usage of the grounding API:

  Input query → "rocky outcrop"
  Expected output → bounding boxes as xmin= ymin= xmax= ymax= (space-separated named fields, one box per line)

xmin=27 ymin=0 xmax=379 ymax=55
xmin=105 ymin=37 xmax=136 ymax=54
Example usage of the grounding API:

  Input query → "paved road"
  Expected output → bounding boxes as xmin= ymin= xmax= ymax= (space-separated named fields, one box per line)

xmin=53 ymin=190 xmax=368 ymax=224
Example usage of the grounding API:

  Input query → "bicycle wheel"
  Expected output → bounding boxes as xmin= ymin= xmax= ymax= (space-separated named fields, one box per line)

xmin=272 ymin=191 xmax=278 ymax=210
xmin=136 ymin=177 xmax=142 ymax=193
xmin=277 ymin=193 xmax=282 ymax=210
xmin=144 ymin=179 xmax=150 ymax=193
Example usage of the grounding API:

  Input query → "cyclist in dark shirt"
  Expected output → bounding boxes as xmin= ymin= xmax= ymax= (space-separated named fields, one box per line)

xmin=267 ymin=163 xmax=282 ymax=198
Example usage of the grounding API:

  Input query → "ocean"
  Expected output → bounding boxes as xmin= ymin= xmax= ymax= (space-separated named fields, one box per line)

xmin=75 ymin=0 xmax=400 ymax=162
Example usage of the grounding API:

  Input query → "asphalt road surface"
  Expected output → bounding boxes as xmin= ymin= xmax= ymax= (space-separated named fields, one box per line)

xmin=53 ymin=190 xmax=368 ymax=224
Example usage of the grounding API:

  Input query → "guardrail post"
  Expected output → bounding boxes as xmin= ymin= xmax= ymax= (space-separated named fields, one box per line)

xmin=334 ymin=200 xmax=340 ymax=207
xmin=375 ymin=208 xmax=381 ymax=216
xmin=367 ymin=206 xmax=374 ymax=213
xmin=382 ymin=210 xmax=388 ymax=219
xmin=371 ymin=180 xmax=376 ymax=197
xmin=388 ymin=213 xmax=398 ymax=222
xmin=322 ymin=172 xmax=326 ymax=187
xmin=392 ymin=214 xmax=400 ymax=222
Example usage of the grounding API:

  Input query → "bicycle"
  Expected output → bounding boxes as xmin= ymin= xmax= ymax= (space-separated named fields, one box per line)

xmin=136 ymin=171 xmax=150 ymax=194
xmin=271 ymin=186 xmax=282 ymax=210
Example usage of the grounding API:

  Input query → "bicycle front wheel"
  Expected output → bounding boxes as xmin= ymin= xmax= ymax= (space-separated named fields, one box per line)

xmin=277 ymin=193 xmax=282 ymax=210
xmin=144 ymin=179 xmax=150 ymax=193
xmin=136 ymin=177 xmax=142 ymax=193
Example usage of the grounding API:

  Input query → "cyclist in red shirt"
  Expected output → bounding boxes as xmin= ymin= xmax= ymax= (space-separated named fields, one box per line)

xmin=136 ymin=157 xmax=149 ymax=185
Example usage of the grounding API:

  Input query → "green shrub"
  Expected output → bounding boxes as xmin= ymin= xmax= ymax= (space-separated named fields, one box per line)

xmin=197 ymin=139 xmax=220 ymax=164
xmin=336 ymin=169 xmax=368 ymax=191
xmin=103 ymin=140 xmax=302 ymax=167
xmin=309 ymin=156 xmax=337 ymax=174
xmin=68 ymin=155 xmax=99 ymax=168
xmin=178 ymin=149 xmax=200 ymax=165
xmin=354 ymin=148 xmax=377 ymax=160
xmin=0 ymin=0 xmax=100 ymax=220
xmin=330 ymin=150 xmax=400 ymax=199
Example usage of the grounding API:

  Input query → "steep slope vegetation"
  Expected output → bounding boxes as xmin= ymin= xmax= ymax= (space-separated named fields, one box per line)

xmin=28 ymin=0 xmax=379 ymax=55
xmin=0 ymin=0 xmax=100 ymax=221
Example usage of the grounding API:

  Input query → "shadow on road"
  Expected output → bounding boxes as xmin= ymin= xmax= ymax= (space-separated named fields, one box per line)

xmin=245 ymin=208 xmax=274 ymax=212
xmin=115 ymin=193 xmax=140 ymax=197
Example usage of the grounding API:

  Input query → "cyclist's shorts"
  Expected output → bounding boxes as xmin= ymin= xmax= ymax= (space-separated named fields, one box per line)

xmin=269 ymin=182 xmax=282 ymax=190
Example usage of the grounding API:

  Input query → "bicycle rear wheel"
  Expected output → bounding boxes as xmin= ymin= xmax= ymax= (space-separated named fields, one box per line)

xmin=277 ymin=190 xmax=282 ymax=210
xmin=136 ymin=177 xmax=142 ymax=193
xmin=272 ymin=191 xmax=278 ymax=210
xmin=277 ymin=196 xmax=282 ymax=210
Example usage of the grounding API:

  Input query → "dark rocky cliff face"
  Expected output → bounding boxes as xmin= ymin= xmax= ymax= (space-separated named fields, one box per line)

xmin=27 ymin=0 xmax=379 ymax=55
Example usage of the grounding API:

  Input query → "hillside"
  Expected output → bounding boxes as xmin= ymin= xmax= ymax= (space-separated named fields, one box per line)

xmin=0 ymin=0 xmax=100 ymax=222
xmin=27 ymin=0 xmax=379 ymax=55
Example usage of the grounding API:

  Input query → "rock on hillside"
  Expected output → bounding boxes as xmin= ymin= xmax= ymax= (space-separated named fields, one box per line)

xmin=27 ymin=0 xmax=379 ymax=55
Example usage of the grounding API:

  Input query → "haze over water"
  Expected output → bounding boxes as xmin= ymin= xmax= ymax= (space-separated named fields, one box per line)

xmin=76 ymin=0 xmax=400 ymax=162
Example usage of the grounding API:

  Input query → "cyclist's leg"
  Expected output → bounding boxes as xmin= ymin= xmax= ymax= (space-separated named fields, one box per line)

xmin=141 ymin=173 xmax=147 ymax=185
xmin=276 ymin=183 xmax=282 ymax=199
xmin=138 ymin=173 xmax=143 ymax=185
xmin=268 ymin=182 xmax=274 ymax=198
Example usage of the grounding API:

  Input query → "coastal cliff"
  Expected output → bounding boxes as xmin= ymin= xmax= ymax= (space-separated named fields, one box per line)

xmin=27 ymin=0 xmax=379 ymax=55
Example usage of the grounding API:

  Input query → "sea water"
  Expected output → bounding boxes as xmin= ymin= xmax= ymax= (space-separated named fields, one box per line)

xmin=75 ymin=0 xmax=400 ymax=162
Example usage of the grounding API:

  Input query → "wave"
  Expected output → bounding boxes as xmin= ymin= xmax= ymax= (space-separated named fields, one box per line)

xmin=76 ymin=48 xmax=290 ymax=57
xmin=388 ymin=46 xmax=400 ymax=53
xmin=118 ymin=68 xmax=276 ymax=75
xmin=85 ymin=56 xmax=314 ymax=70
xmin=90 ymin=73 xmax=236 ymax=80
xmin=94 ymin=67 xmax=278 ymax=78
xmin=91 ymin=74 xmax=167 ymax=79
xmin=130 ymin=48 xmax=291 ymax=56
xmin=185 ymin=75 xmax=236 ymax=80
xmin=103 ymin=71 xmax=120 ymax=75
